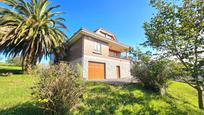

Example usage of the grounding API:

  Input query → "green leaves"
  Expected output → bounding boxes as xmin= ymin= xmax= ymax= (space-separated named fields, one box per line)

xmin=0 ymin=0 xmax=67 ymax=69
xmin=144 ymin=0 xmax=204 ymax=90
xmin=32 ymin=63 xmax=83 ymax=114
xmin=131 ymin=59 xmax=171 ymax=95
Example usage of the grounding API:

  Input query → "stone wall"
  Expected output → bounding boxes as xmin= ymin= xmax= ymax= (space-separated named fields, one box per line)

xmin=83 ymin=36 xmax=109 ymax=58
xmin=83 ymin=55 xmax=132 ymax=80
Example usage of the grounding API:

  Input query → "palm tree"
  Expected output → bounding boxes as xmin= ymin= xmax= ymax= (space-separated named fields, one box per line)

xmin=0 ymin=0 xmax=67 ymax=73
xmin=53 ymin=41 xmax=69 ymax=63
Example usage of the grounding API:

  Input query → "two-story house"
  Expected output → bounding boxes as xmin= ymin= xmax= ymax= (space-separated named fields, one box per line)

xmin=67 ymin=28 xmax=132 ymax=80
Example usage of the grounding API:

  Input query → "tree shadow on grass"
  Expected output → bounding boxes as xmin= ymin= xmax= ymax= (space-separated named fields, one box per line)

xmin=79 ymin=82 xmax=188 ymax=115
xmin=121 ymin=84 xmax=189 ymax=115
xmin=166 ymin=93 xmax=197 ymax=108
xmin=0 ymin=68 xmax=22 ymax=75
xmin=0 ymin=102 xmax=43 ymax=115
xmin=165 ymin=93 xmax=204 ymax=114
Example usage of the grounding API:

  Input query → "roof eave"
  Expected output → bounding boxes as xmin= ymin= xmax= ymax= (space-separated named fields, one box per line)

xmin=68 ymin=28 xmax=130 ymax=49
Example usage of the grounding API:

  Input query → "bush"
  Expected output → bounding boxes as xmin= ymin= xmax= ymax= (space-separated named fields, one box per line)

xmin=32 ymin=63 xmax=83 ymax=115
xmin=131 ymin=60 xmax=172 ymax=96
xmin=6 ymin=56 xmax=22 ymax=66
xmin=168 ymin=61 xmax=187 ymax=80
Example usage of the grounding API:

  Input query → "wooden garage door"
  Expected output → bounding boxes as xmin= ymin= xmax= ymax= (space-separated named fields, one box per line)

xmin=88 ymin=62 xmax=105 ymax=80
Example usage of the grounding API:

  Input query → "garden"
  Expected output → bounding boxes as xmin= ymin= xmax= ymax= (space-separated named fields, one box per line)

xmin=0 ymin=63 xmax=204 ymax=115
xmin=0 ymin=0 xmax=204 ymax=114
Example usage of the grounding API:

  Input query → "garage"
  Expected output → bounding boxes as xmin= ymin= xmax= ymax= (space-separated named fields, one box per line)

xmin=88 ymin=62 xmax=105 ymax=80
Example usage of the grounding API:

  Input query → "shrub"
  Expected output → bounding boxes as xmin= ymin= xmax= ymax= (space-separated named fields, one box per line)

xmin=6 ymin=56 xmax=22 ymax=66
xmin=131 ymin=60 xmax=172 ymax=96
xmin=168 ymin=61 xmax=187 ymax=81
xmin=32 ymin=63 xmax=83 ymax=115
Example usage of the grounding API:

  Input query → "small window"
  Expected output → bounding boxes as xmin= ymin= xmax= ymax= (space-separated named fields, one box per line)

xmin=106 ymin=35 xmax=112 ymax=40
xmin=94 ymin=41 xmax=102 ymax=53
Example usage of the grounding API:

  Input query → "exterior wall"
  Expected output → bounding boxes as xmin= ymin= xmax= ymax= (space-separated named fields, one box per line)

xmin=68 ymin=38 xmax=84 ymax=79
xmin=68 ymin=38 xmax=83 ymax=61
xmin=83 ymin=55 xmax=132 ymax=80
xmin=69 ymin=57 xmax=83 ymax=68
xmin=83 ymin=36 xmax=109 ymax=58
xmin=68 ymin=35 xmax=132 ymax=80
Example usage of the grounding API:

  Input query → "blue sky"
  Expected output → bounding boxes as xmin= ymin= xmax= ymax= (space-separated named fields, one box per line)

xmin=0 ymin=0 xmax=155 ymax=63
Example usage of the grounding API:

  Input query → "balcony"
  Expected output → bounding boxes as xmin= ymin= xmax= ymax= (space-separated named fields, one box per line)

xmin=109 ymin=50 xmax=128 ymax=60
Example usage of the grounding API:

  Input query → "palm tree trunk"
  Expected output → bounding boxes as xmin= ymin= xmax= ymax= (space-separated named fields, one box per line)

xmin=23 ymin=50 xmax=36 ymax=74
xmin=23 ymin=56 xmax=33 ymax=74
xmin=25 ymin=63 xmax=33 ymax=74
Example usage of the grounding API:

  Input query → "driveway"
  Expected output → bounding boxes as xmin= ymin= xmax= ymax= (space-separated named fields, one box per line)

xmin=90 ymin=78 xmax=139 ymax=85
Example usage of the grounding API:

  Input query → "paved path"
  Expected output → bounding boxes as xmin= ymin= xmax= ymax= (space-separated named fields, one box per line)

xmin=91 ymin=78 xmax=139 ymax=85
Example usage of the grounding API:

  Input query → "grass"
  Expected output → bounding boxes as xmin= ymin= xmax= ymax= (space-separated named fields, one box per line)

xmin=0 ymin=63 xmax=204 ymax=115
xmin=0 ymin=64 xmax=42 ymax=114
xmin=74 ymin=82 xmax=204 ymax=115
xmin=0 ymin=75 xmax=36 ymax=108
xmin=0 ymin=62 xmax=22 ymax=74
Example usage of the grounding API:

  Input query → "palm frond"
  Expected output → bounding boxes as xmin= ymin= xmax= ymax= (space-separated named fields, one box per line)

xmin=0 ymin=0 xmax=68 ymax=69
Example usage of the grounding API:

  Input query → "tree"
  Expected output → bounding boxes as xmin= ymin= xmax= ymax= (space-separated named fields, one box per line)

xmin=129 ymin=47 xmax=152 ymax=64
xmin=144 ymin=0 xmax=204 ymax=109
xmin=53 ymin=41 xmax=69 ymax=63
xmin=130 ymin=48 xmax=172 ymax=96
xmin=0 ymin=0 xmax=67 ymax=73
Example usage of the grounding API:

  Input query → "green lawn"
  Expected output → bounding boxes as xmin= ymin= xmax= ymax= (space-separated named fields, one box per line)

xmin=0 ymin=63 xmax=204 ymax=115
xmin=0 ymin=62 xmax=22 ymax=74
xmin=0 ymin=63 xmax=43 ymax=115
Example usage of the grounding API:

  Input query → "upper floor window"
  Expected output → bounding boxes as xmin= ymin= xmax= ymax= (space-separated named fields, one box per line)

xmin=94 ymin=41 xmax=102 ymax=53
xmin=106 ymin=34 xmax=113 ymax=40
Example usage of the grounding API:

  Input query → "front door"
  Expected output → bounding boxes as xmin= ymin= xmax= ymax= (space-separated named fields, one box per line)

xmin=116 ymin=66 xmax=120 ymax=79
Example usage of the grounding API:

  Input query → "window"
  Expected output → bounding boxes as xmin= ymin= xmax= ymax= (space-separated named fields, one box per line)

xmin=106 ymin=35 xmax=112 ymax=40
xmin=94 ymin=41 xmax=102 ymax=53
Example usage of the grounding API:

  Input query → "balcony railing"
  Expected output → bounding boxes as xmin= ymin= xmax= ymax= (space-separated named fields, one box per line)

xmin=109 ymin=54 xmax=128 ymax=59
xmin=109 ymin=50 xmax=128 ymax=60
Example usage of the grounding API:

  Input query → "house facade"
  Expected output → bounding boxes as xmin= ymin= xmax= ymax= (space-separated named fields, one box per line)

xmin=67 ymin=28 xmax=132 ymax=80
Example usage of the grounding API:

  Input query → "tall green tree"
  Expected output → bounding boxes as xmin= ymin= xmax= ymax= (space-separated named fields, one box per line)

xmin=144 ymin=0 xmax=204 ymax=109
xmin=0 ymin=0 xmax=67 ymax=73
